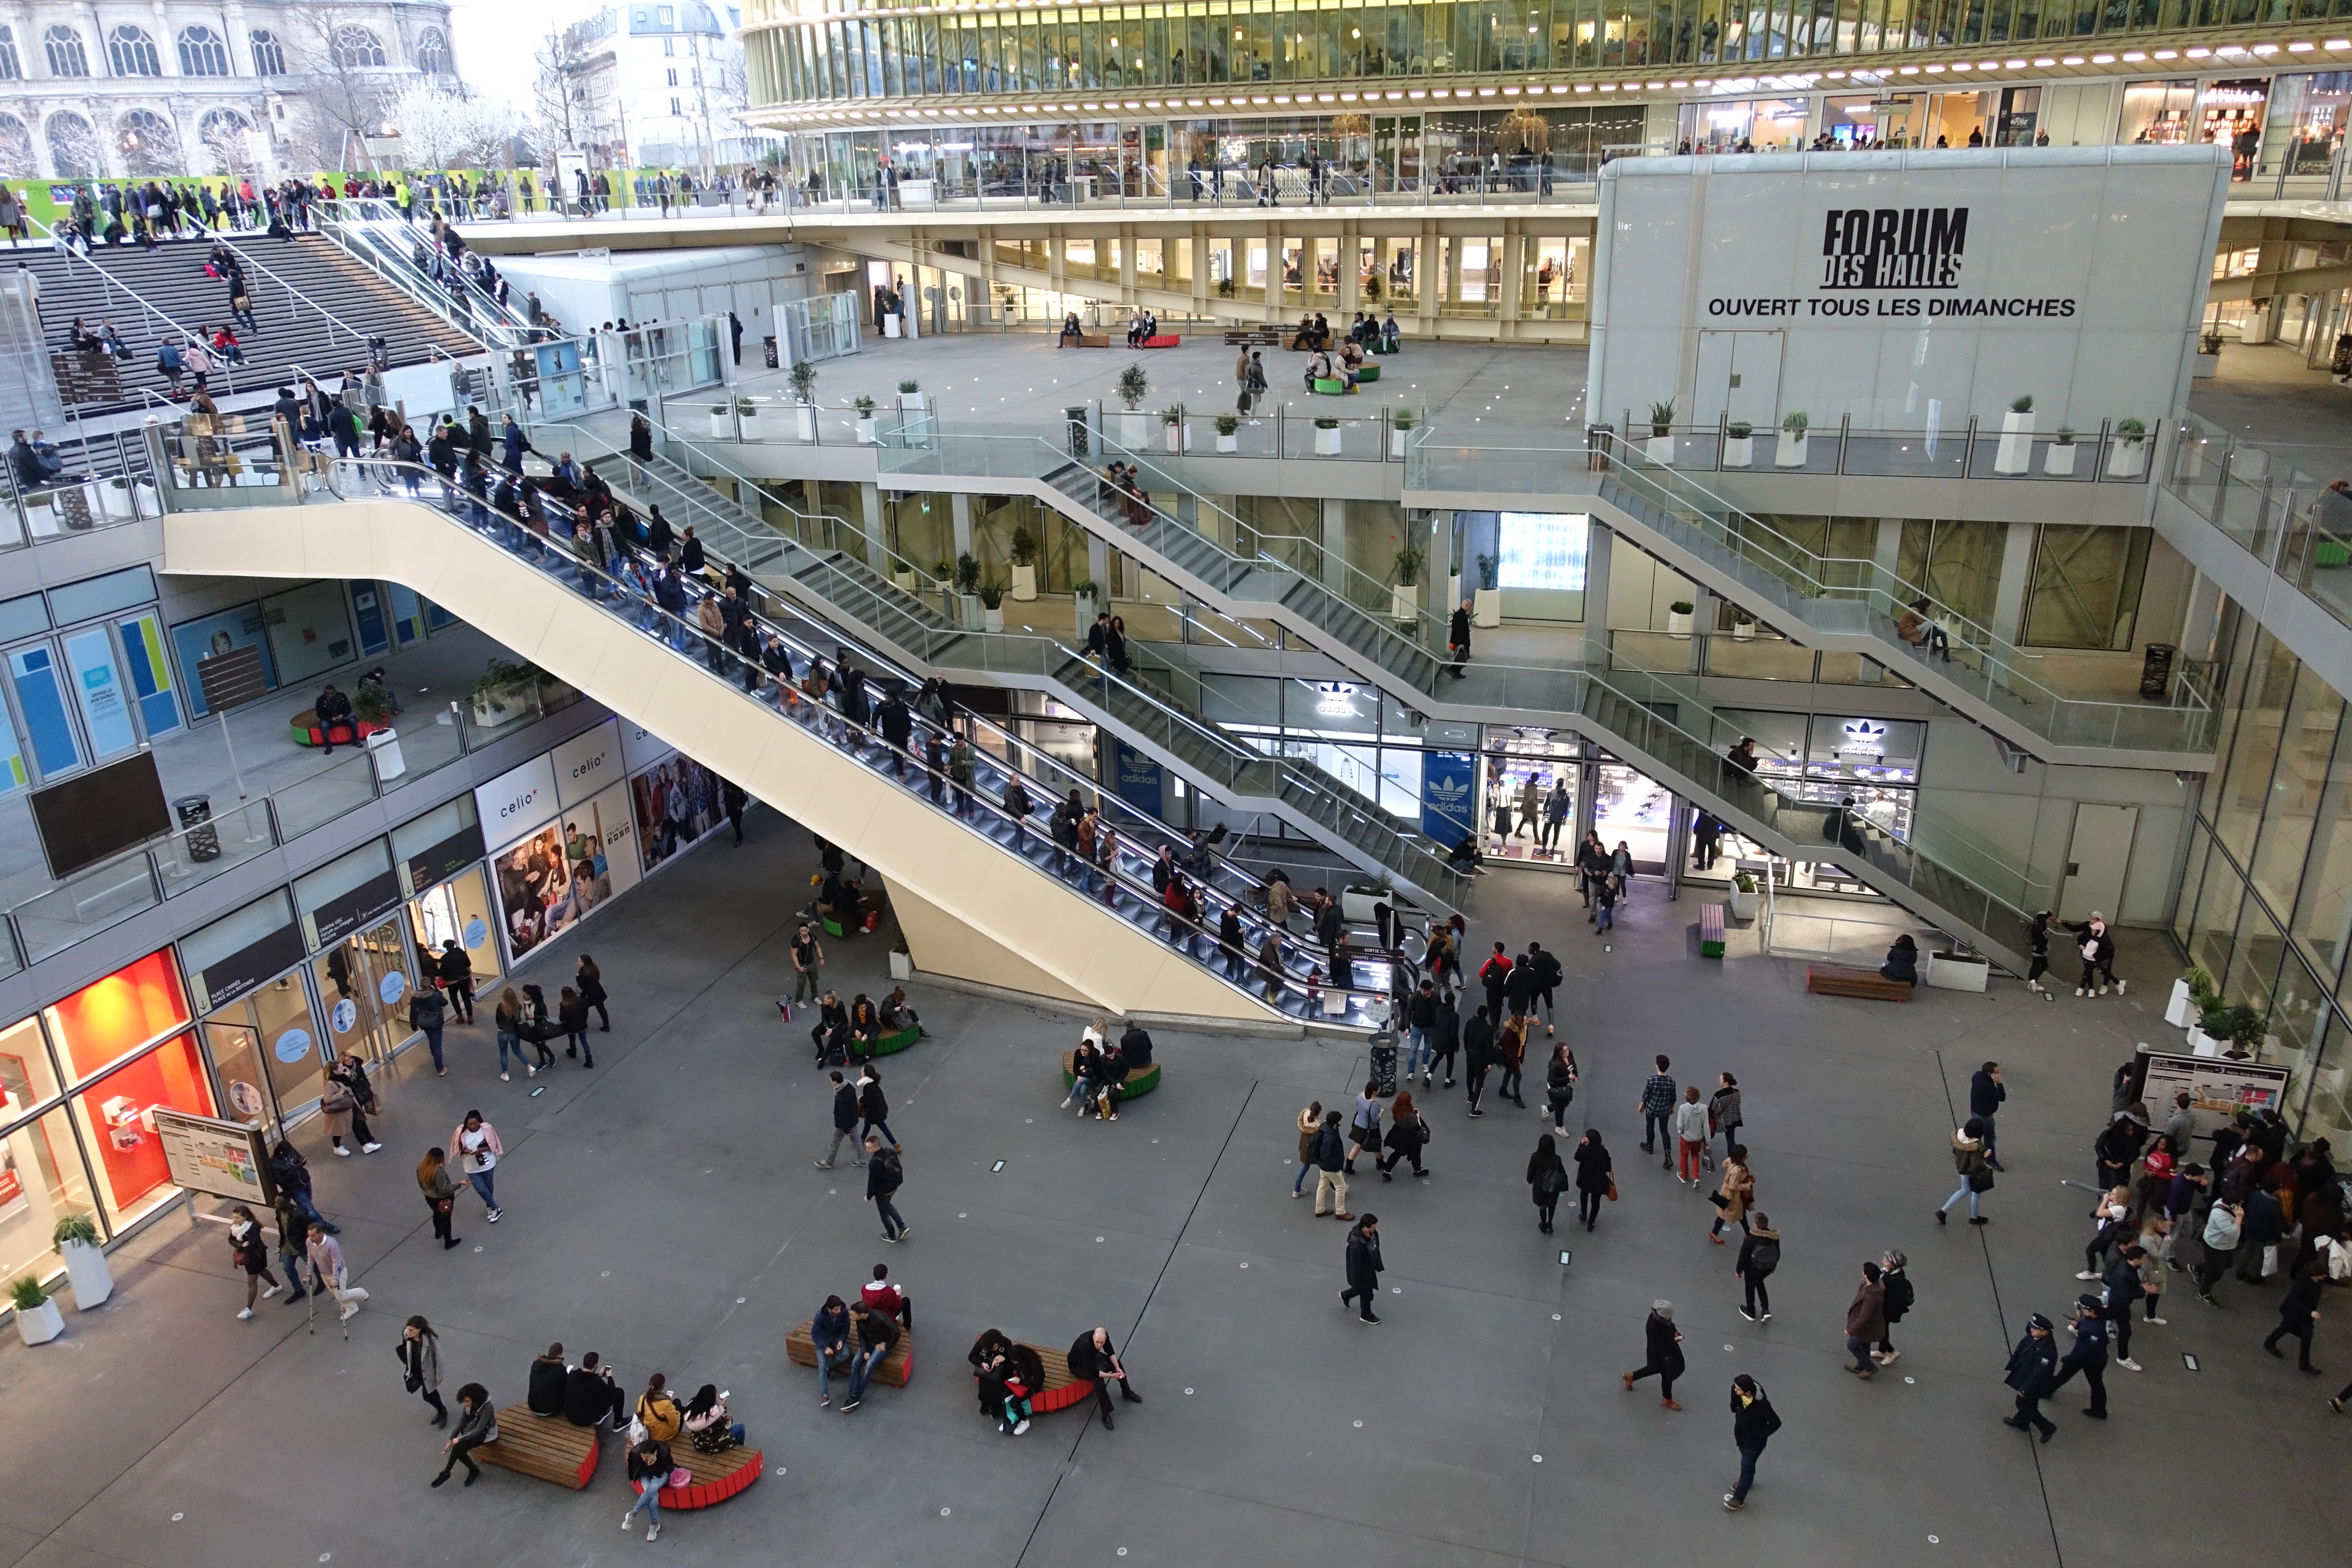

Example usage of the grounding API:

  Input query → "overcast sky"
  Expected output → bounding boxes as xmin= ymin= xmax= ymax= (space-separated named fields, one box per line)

xmin=450 ymin=0 xmax=557 ymax=114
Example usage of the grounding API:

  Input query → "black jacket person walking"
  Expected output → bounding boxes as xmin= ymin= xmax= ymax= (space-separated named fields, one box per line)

xmin=1340 ymin=1214 xmax=1384 ymax=1323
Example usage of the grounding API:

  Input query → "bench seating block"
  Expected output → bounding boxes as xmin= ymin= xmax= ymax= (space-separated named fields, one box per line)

xmin=1698 ymin=903 xmax=1726 ymax=959
xmin=630 ymin=1442 xmax=763 ymax=1509
xmin=871 ymin=1024 xmax=920 ymax=1057
xmin=476 ymin=1408 xmax=600 ymax=1490
xmin=1805 ymin=964 xmax=1912 ymax=1001
xmin=1354 ymin=364 xmax=1380 ymax=382
xmin=977 ymin=1341 xmax=1093 ymax=1413
xmin=1055 ymin=333 xmax=1110 ymax=348
xmin=1062 ymin=1050 xmax=1161 ymax=1099
xmin=1140 ymin=334 xmax=1181 ymax=348
xmin=1312 ymin=378 xmax=1351 ymax=395
xmin=785 ymin=1318 xmax=913 ymax=1385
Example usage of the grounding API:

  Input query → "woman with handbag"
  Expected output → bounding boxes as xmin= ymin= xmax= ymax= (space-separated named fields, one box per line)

xmin=1543 ymin=1043 xmax=1578 ymax=1135
xmin=1526 ymin=1132 xmax=1569 ymax=1233
xmin=1344 ymin=1080 xmax=1384 ymax=1175
xmin=398 ymin=1315 xmax=449 ymax=1426
xmin=576 ymin=954 xmax=610 ymax=1032
xmin=636 ymin=1372 xmax=683 ymax=1442
xmin=1378 ymin=1090 xmax=1430 ymax=1180
xmin=1936 ymin=1117 xmax=1995 ymax=1226
xmin=415 ymin=1148 xmax=462 ymax=1251
xmin=1291 ymin=1101 xmax=1323 ymax=1197
xmin=322 ymin=1054 xmax=380 ymax=1156
xmin=1709 ymin=1146 xmax=1755 ymax=1242
xmin=1573 ymin=1128 xmax=1614 ymax=1231
xmin=227 ymin=1204 xmax=282 ymax=1318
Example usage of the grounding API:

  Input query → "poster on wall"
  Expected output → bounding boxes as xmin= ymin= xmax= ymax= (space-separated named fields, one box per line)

xmin=1111 ymin=740 xmax=1164 ymax=815
xmin=573 ymin=781 xmax=643 ymax=903
xmin=1421 ymin=750 xmax=1476 ymax=846
xmin=629 ymin=755 xmax=723 ymax=874
xmin=490 ymin=822 xmax=582 ymax=962
xmin=2136 ymin=1048 xmax=2292 ymax=1142
xmin=153 ymin=1109 xmax=272 ymax=1204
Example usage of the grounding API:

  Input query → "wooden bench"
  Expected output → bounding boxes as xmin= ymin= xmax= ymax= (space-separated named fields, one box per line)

xmin=975 ymin=1341 xmax=1093 ymax=1414
xmin=870 ymin=1024 xmax=920 ymax=1057
xmin=1222 ymin=328 xmax=1282 ymax=346
xmin=475 ymin=1407 xmax=600 ymax=1489
xmin=785 ymin=1319 xmax=913 ymax=1386
xmin=1698 ymin=903 xmax=1725 ymax=959
xmin=1055 ymin=333 xmax=1110 ymax=348
xmin=1805 ymin=964 xmax=1912 ymax=1001
xmin=1062 ymin=1050 xmax=1162 ymax=1099
xmin=629 ymin=1439 xmax=764 ymax=1509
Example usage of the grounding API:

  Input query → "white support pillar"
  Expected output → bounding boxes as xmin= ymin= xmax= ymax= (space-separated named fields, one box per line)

xmin=1991 ymin=521 xmax=2038 ymax=649
xmin=1582 ymin=520 xmax=1613 ymax=662
xmin=1321 ymin=495 xmax=1347 ymax=592
xmin=950 ymin=490 xmax=973 ymax=560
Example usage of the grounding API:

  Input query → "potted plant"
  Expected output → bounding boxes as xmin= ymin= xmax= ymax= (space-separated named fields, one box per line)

xmin=2043 ymin=426 xmax=2077 ymax=478
xmin=11 ymin=1275 xmax=61 ymax=1346
xmin=1775 ymin=410 xmax=1809 ymax=468
xmin=787 ymin=359 xmax=819 ymax=441
xmin=1727 ymin=870 xmax=1759 ymax=921
xmin=1314 ymin=415 xmax=1343 ymax=456
xmin=2195 ymin=331 xmax=2224 ymax=377
xmin=1473 ymin=552 xmax=1502 ymax=627
xmin=53 ymin=1213 xmax=110 ymax=1308
xmin=1215 ymin=274 xmax=1236 ymax=297
xmin=1666 ymin=599 xmax=1696 ymax=638
xmin=2167 ymin=965 xmax=2216 ymax=1028
xmin=1073 ymin=576 xmax=1100 ymax=636
xmin=2192 ymin=1002 xmax=2265 ymax=1059
xmin=1996 ymin=395 xmax=2035 ymax=474
xmin=708 ymin=400 xmax=731 ymax=440
xmin=2108 ymin=416 xmax=2149 ymax=478
xmin=736 ymin=395 xmax=761 ymax=442
xmin=1390 ymin=407 xmax=1417 ymax=459
xmin=469 ymin=657 xmax=540 ymax=728
xmin=1723 ymin=420 xmax=1754 ymax=468
xmin=1392 ymin=543 xmax=1425 ymax=623
xmin=891 ymin=559 xmax=921 ymax=591
xmin=1644 ymin=400 xmax=1676 ymax=465
xmin=854 ymin=394 xmax=878 ymax=444
xmin=1214 ymin=412 xmax=1240 ymax=453
xmin=1730 ymin=609 xmax=1757 ymax=641
xmin=1114 ymin=363 xmax=1150 ymax=447
xmin=898 ymin=378 xmax=925 ymax=412
xmin=979 ymin=581 xmax=1007 ymax=632
xmin=955 ymin=551 xmax=983 ymax=629
xmin=1926 ymin=944 xmax=1991 ymax=993
xmin=1009 ymin=524 xmax=1039 ymax=601
xmin=1161 ymin=404 xmax=1188 ymax=453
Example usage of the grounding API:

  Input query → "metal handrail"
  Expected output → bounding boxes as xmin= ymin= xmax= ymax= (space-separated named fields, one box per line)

xmin=25 ymin=213 xmax=242 ymax=398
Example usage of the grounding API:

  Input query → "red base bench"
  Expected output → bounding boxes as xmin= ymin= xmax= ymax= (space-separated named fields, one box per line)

xmin=1139 ymin=334 xmax=1181 ymax=347
xmin=629 ymin=1443 xmax=763 ymax=1509
xmin=475 ymin=1408 xmax=600 ymax=1489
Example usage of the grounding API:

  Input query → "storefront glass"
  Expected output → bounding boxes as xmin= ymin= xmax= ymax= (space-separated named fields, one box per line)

xmin=201 ymin=1017 xmax=273 ymax=1131
xmin=1592 ymin=762 xmax=1672 ymax=875
xmin=67 ymin=1032 xmax=214 ymax=1232
xmin=2257 ymin=71 xmax=2351 ymax=179
xmin=313 ymin=916 xmax=415 ymax=1066
xmin=43 ymin=949 xmax=190 ymax=1084
xmin=408 ymin=865 xmax=502 ymax=994
xmin=0 ymin=1014 xmax=63 ymax=1117
xmin=252 ymin=969 xmax=328 ymax=1115
xmin=1481 ymin=736 xmax=1577 ymax=864
xmin=2198 ymin=79 xmax=2273 ymax=179
xmin=0 ymin=1104 xmax=98 ymax=1286
xmin=2120 ymin=79 xmax=2198 ymax=144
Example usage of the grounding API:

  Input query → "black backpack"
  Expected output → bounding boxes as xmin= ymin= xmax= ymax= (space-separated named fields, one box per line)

xmin=1748 ymin=1236 xmax=1781 ymax=1274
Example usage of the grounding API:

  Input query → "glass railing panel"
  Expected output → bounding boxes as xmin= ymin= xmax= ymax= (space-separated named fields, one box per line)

xmin=153 ymin=800 xmax=279 ymax=894
xmin=270 ymin=750 xmax=380 ymax=839
xmin=12 ymin=853 xmax=159 ymax=965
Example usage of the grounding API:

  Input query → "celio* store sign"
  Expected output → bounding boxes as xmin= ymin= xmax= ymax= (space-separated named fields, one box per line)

xmin=1589 ymin=146 xmax=2231 ymax=433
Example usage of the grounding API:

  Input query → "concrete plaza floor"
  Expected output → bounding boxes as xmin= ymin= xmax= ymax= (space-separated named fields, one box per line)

xmin=0 ymin=803 xmax=2343 ymax=1568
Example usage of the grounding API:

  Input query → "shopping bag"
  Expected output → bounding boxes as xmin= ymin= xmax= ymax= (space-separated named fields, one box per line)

xmin=776 ymin=998 xmax=793 ymax=1023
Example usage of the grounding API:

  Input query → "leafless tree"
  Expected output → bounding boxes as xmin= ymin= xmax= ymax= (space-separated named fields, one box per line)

xmin=532 ymin=28 xmax=589 ymax=153
xmin=282 ymin=4 xmax=397 ymax=169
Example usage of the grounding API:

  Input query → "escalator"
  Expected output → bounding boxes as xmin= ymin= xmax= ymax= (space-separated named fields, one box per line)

xmin=153 ymin=441 xmax=1408 ymax=1029
xmin=531 ymin=416 xmax=1473 ymax=915
xmin=879 ymin=423 xmax=2041 ymax=971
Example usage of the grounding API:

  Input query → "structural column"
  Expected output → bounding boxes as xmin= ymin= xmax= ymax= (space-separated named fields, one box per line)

xmin=1321 ymin=496 xmax=1347 ymax=592
xmin=859 ymin=482 xmax=885 ymax=571
xmin=1582 ymin=520 xmax=1613 ymax=662
xmin=950 ymin=490 xmax=973 ymax=560
xmin=1991 ymin=520 xmax=2037 ymax=649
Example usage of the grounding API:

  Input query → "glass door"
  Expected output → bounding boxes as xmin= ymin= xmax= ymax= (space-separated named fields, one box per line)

xmin=313 ymin=916 xmax=414 ymax=1066
xmin=254 ymin=969 xmax=328 ymax=1116
xmin=201 ymin=1017 xmax=279 ymax=1134
xmin=1591 ymin=761 xmax=1673 ymax=876
xmin=5 ymin=640 xmax=86 ymax=781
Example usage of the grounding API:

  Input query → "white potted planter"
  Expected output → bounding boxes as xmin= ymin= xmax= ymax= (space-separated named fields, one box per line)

xmin=1074 ymin=591 xmax=1098 ymax=634
xmin=1473 ymin=586 xmax=1502 ymax=628
xmin=1115 ymin=411 xmax=1148 ymax=447
xmin=1926 ymin=949 xmax=1991 ymax=992
xmin=2042 ymin=437 xmax=2077 ymax=477
xmin=2165 ymin=976 xmax=2197 ymax=1028
xmin=983 ymin=602 xmax=1006 ymax=632
xmin=738 ymin=405 xmax=762 ymax=442
xmin=884 ymin=314 xmax=902 ymax=338
xmin=2187 ymin=1023 xmax=2224 ymax=1057
xmin=708 ymin=405 xmax=731 ymax=439
xmin=101 ymin=479 xmax=134 ymax=518
xmin=1723 ymin=429 xmax=1755 ymax=468
xmin=2107 ymin=428 xmax=2149 ymax=478
xmin=1164 ymin=419 xmax=1186 ymax=453
xmin=1340 ymin=883 xmax=1391 ymax=923
xmin=1665 ymin=603 xmax=1696 ymax=638
xmin=1645 ymin=432 xmax=1675 ymax=464
xmin=1726 ymin=881 xmax=1758 ymax=921
xmin=2194 ymin=349 xmax=2221 ymax=379
xmin=1774 ymin=428 xmax=1809 ymax=468
xmin=1730 ymin=617 xmax=1757 ymax=641
xmin=12 ymin=1283 xmax=63 ymax=1346
xmin=1995 ymin=401 xmax=2036 ymax=474
xmin=58 ymin=1221 xmax=111 ymax=1309
xmin=1217 ymin=428 xmax=1240 ymax=453
xmin=1392 ymin=585 xmax=1419 ymax=622
xmin=794 ymin=403 xmax=817 ymax=441
xmin=891 ymin=569 xmax=919 ymax=591
xmin=899 ymin=386 xmax=926 ymax=412
xmin=1314 ymin=422 xmax=1343 ymax=455
xmin=888 ymin=947 xmax=913 ymax=981
xmin=855 ymin=416 xmax=877 ymax=444
xmin=1011 ymin=563 xmax=1038 ymax=601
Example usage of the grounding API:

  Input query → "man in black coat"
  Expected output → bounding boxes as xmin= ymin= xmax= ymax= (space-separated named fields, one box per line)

xmin=2263 ymin=1261 xmax=2326 ymax=1372
xmin=562 ymin=1351 xmax=627 ymax=1428
xmin=865 ymin=1138 xmax=907 ymax=1242
xmin=1340 ymin=1214 xmax=1383 ymax=1323
xmin=1068 ymin=1326 xmax=1142 ymax=1427
xmin=1969 ymin=1061 xmax=2006 ymax=1170
xmin=818 ymin=1069 xmax=864 ymax=1168
xmin=2001 ymin=1313 xmax=2060 ymax=1439
xmin=1118 ymin=1021 xmax=1153 ymax=1069
xmin=1447 ymin=597 xmax=1471 ymax=678
xmin=876 ymin=689 xmax=914 ymax=776
xmin=1723 ymin=1373 xmax=1782 ymax=1510
xmin=1464 ymin=1004 xmax=1497 ymax=1116
xmin=810 ymin=992 xmax=849 ymax=1065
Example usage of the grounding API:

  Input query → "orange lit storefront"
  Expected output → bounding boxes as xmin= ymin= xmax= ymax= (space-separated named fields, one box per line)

xmin=0 ymin=950 xmax=217 ymax=1291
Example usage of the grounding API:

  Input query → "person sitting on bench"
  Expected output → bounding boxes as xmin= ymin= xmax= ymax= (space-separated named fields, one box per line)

xmin=1063 ymin=1038 xmax=1102 ymax=1113
xmin=967 ymin=1327 xmax=1015 ymax=1415
xmin=1069 ymin=1326 xmax=1144 ymax=1427
xmin=811 ymin=1296 xmax=854 ymax=1407
xmin=881 ymin=986 xmax=922 ymax=1037
xmin=862 ymin=1262 xmax=913 ymax=1327
xmin=1118 ymin=1020 xmax=1154 ymax=1070
xmin=1125 ymin=309 xmax=1145 ymax=347
xmin=1059 ymin=313 xmax=1084 ymax=347
xmin=682 ymin=1384 xmax=746 ymax=1452
xmin=636 ymin=1373 xmax=683 ymax=1442
xmin=844 ymin=1301 xmax=899 ymax=1412
xmin=1880 ymin=933 xmax=1920 ymax=986
xmin=564 ymin=1351 xmax=627 ymax=1427
xmin=1339 ymin=341 xmax=1367 ymax=377
xmin=1093 ymin=1041 xmax=1131 ymax=1120
xmin=811 ymin=991 xmax=849 ymax=1064
xmin=315 ymin=683 xmax=356 ymax=753
xmin=847 ymin=993 xmax=883 ymax=1059
xmin=527 ymin=1342 xmax=570 ymax=1415
xmin=1381 ymin=313 xmax=1401 ymax=352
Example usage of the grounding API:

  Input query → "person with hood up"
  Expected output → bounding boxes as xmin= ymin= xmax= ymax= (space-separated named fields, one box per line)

xmin=1721 ymin=1373 xmax=1782 ymax=1511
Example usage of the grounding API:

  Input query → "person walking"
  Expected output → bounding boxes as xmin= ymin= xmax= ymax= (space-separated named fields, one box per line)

xmin=2100 ymin=1240 xmax=2151 ymax=1372
xmin=1543 ymin=1043 xmax=1577 ymax=1135
xmin=1292 ymin=1100 xmax=1324 ymax=1197
xmin=1969 ymin=1061 xmax=2007 ymax=1170
xmin=1345 ymin=1079 xmax=1383 ymax=1175
xmin=415 ymin=1147 xmax=462 ymax=1250
xmin=408 ymin=978 xmax=450 ymax=1075
xmin=866 ymin=1136 xmax=908 ymax=1242
xmin=1526 ymin=1132 xmax=1568 ymax=1233
xmin=399 ymin=1315 xmax=450 ymax=1426
xmin=2001 ymin=1314 xmax=2062 ymax=1440
xmin=818 ymin=1069 xmax=865 ymax=1168
xmin=1873 ymin=1250 xmax=1914 ymax=1366
xmin=493 ymin=986 xmax=533 ymax=1082
xmin=1844 ymin=1262 xmax=1887 ymax=1378
xmin=2264 ymin=1260 xmax=2326 ymax=1373
xmin=1339 ymin=1213 xmax=1384 ymax=1323
xmin=306 ymin=1222 xmax=366 ymax=1322
xmin=790 ymin=922 xmax=825 ymax=1004
xmin=1721 ymin=1373 xmax=1782 ymax=1511
xmin=558 ymin=986 xmax=593 ymax=1067
xmin=227 ymin=1204 xmax=282 ymax=1317
xmin=1463 ymin=1003 xmax=1496 ymax=1117
xmin=438 ymin=940 xmax=476 ymax=1023
xmin=1708 ymin=1073 xmax=1743 ymax=1165
xmin=1428 ymin=986 xmax=1461 ymax=1089
xmin=1638 ymin=1055 xmax=1677 ymax=1167
xmin=432 ymin=1383 xmax=499 ymax=1487
xmin=1935 ymin=1118 xmax=1994 ymax=1225
xmin=1710 ymin=1145 xmax=1754 ymax=1242
xmin=1673 ymin=1086 xmax=1710 ymax=1188
xmin=1378 ymin=1090 xmax=1430 ymax=1179
xmin=576 ymin=955 xmax=610 ymax=1032
xmin=2071 ymin=914 xmax=2121 ymax=996
xmin=858 ymin=1067 xmax=899 ymax=1152
xmin=1623 ymin=1302 xmax=1685 ymax=1409
xmin=1573 ymin=1129 xmax=1614 ymax=1231
xmin=1312 ymin=1110 xmax=1351 ymax=1219
xmin=1735 ymin=1213 xmax=1779 ymax=1322
xmin=2196 ymin=1198 xmax=2243 ymax=1305
xmin=452 ymin=1111 xmax=505 ymax=1222
xmin=2039 ymin=1295 xmax=2111 ymax=1420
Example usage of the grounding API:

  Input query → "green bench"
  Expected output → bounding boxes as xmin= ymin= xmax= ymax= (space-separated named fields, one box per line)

xmin=1312 ymin=377 xmax=1354 ymax=395
xmin=1062 ymin=1050 xmax=1161 ymax=1099
xmin=1699 ymin=903 xmax=1725 ymax=959
xmin=1355 ymin=364 xmax=1380 ymax=383
xmin=870 ymin=1024 xmax=919 ymax=1057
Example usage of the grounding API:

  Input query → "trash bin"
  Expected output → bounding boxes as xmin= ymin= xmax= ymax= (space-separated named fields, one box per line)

xmin=2139 ymin=642 xmax=2176 ymax=701
xmin=1065 ymin=405 xmax=1091 ymax=459
xmin=1369 ymin=1031 xmax=1399 ymax=1097
xmin=762 ymin=336 xmax=779 ymax=369
xmin=365 ymin=726 xmax=406 ymax=782
xmin=175 ymin=795 xmax=220 ymax=862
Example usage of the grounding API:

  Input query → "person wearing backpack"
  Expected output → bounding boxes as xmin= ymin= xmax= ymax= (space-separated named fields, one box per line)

xmin=865 ymin=1136 xmax=908 ymax=1242
xmin=1736 ymin=1215 xmax=1780 ymax=1322
xmin=1526 ymin=1132 xmax=1568 ymax=1233
xmin=1872 ymin=1250 xmax=1914 ymax=1366
xmin=408 ymin=979 xmax=449 ymax=1074
xmin=817 ymin=1069 xmax=864 ymax=1169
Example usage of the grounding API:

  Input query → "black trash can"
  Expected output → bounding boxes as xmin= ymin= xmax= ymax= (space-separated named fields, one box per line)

xmin=1065 ymin=405 xmax=1091 ymax=459
xmin=2139 ymin=642 xmax=2176 ymax=701
xmin=175 ymin=795 xmax=220 ymax=862
xmin=1369 ymin=1030 xmax=1399 ymax=1097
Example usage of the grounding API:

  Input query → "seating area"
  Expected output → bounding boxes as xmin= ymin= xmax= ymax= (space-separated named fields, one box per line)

xmin=1055 ymin=332 xmax=1110 ymax=348
xmin=474 ymin=1408 xmax=600 ymax=1490
xmin=1138 ymin=334 xmax=1181 ymax=347
xmin=1804 ymin=965 xmax=1913 ymax=1002
xmin=288 ymin=708 xmax=392 ymax=748
xmin=786 ymin=1318 xmax=915 ymax=1385
xmin=871 ymin=1024 xmax=920 ymax=1057
xmin=975 ymin=1341 xmax=1093 ymax=1414
xmin=1062 ymin=1050 xmax=1162 ymax=1099
xmin=1311 ymin=378 xmax=1355 ymax=395
xmin=1698 ymin=903 xmax=1726 ymax=959
xmin=628 ymin=1441 xmax=763 ymax=1510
